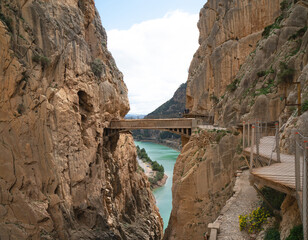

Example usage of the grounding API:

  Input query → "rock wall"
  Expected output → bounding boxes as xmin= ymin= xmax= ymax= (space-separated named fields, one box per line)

xmin=169 ymin=0 xmax=308 ymax=239
xmin=0 ymin=0 xmax=162 ymax=239
xmin=186 ymin=0 xmax=282 ymax=117
xmin=164 ymin=130 xmax=244 ymax=240
xmin=279 ymin=195 xmax=302 ymax=240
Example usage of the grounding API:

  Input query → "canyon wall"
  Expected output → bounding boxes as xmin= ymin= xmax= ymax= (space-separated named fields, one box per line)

xmin=186 ymin=0 xmax=282 ymax=117
xmin=164 ymin=130 xmax=244 ymax=240
xmin=168 ymin=0 xmax=308 ymax=239
xmin=0 ymin=0 xmax=162 ymax=239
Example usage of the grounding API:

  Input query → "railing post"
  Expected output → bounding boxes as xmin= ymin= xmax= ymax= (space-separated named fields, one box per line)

xmin=275 ymin=122 xmax=281 ymax=163
xmin=248 ymin=121 xmax=250 ymax=147
xmin=303 ymin=141 xmax=308 ymax=240
xmin=250 ymin=125 xmax=255 ymax=170
xmin=243 ymin=121 xmax=246 ymax=150
xmin=295 ymin=132 xmax=302 ymax=218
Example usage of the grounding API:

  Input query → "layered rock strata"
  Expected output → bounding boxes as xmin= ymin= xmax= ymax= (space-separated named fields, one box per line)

xmin=0 ymin=0 xmax=163 ymax=239
xmin=168 ymin=0 xmax=308 ymax=239
xmin=186 ymin=0 xmax=282 ymax=117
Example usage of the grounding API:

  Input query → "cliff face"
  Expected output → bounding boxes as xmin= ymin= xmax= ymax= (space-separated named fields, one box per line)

xmin=164 ymin=130 xmax=243 ymax=240
xmin=167 ymin=0 xmax=308 ymax=239
xmin=215 ymin=0 xmax=308 ymax=127
xmin=186 ymin=0 xmax=282 ymax=116
xmin=0 ymin=0 xmax=162 ymax=239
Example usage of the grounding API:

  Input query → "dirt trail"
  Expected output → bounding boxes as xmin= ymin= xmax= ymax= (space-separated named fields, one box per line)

xmin=214 ymin=170 xmax=259 ymax=240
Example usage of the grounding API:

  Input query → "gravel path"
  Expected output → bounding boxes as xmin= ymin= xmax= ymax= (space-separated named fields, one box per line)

xmin=214 ymin=170 xmax=260 ymax=240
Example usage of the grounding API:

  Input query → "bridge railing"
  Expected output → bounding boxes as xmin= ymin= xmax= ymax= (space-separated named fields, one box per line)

xmin=242 ymin=120 xmax=280 ymax=169
xmin=295 ymin=131 xmax=308 ymax=240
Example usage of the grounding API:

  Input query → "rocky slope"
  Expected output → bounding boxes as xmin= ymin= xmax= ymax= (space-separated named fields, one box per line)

xmin=0 ymin=0 xmax=162 ymax=239
xmin=146 ymin=83 xmax=187 ymax=119
xmin=167 ymin=0 xmax=308 ymax=239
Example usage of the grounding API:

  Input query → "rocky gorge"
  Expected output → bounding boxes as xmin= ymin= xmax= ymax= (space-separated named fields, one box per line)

xmin=0 ymin=0 xmax=162 ymax=239
xmin=0 ymin=0 xmax=307 ymax=239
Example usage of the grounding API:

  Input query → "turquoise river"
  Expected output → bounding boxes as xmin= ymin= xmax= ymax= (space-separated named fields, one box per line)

xmin=134 ymin=141 xmax=179 ymax=230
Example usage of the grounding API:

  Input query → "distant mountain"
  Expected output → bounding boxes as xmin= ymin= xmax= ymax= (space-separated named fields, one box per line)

xmin=125 ymin=114 xmax=146 ymax=119
xmin=132 ymin=83 xmax=187 ymax=150
xmin=146 ymin=83 xmax=186 ymax=119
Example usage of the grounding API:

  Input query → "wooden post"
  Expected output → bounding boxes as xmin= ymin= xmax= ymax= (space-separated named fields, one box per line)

xmin=298 ymin=83 xmax=302 ymax=116
xmin=275 ymin=122 xmax=281 ymax=163
xmin=295 ymin=132 xmax=302 ymax=218
xmin=243 ymin=121 xmax=246 ymax=150
xmin=248 ymin=121 xmax=250 ymax=147
xmin=250 ymin=125 xmax=255 ymax=170
xmin=303 ymin=141 xmax=308 ymax=240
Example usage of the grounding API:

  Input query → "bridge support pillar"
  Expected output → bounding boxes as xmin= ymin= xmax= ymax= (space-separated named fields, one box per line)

xmin=181 ymin=135 xmax=190 ymax=148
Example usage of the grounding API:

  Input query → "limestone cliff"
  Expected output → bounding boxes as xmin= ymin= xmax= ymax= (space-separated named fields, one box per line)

xmin=167 ymin=0 xmax=308 ymax=239
xmin=186 ymin=0 xmax=282 ymax=117
xmin=0 ymin=0 xmax=162 ymax=239
xmin=164 ymin=130 xmax=244 ymax=240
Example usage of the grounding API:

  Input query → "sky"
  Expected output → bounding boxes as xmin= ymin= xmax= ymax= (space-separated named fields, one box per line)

xmin=95 ymin=0 xmax=205 ymax=115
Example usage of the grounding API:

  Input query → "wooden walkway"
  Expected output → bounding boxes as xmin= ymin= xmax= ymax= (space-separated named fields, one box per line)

xmin=244 ymin=136 xmax=299 ymax=196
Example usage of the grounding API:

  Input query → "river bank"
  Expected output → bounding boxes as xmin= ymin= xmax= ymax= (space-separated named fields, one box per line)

xmin=135 ymin=141 xmax=179 ymax=230
xmin=137 ymin=157 xmax=168 ymax=189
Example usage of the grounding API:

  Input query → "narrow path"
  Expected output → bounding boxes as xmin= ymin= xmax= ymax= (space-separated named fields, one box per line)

xmin=214 ymin=171 xmax=259 ymax=240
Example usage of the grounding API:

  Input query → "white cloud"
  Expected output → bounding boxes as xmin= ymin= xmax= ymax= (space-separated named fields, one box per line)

xmin=107 ymin=10 xmax=199 ymax=115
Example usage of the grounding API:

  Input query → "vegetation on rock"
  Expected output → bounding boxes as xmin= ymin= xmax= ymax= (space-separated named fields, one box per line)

xmin=227 ymin=78 xmax=240 ymax=92
xmin=286 ymin=225 xmax=303 ymax=240
xmin=136 ymin=146 xmax=165 ymax=187
xmin=277 ymin=62 xmax=295 ymax=84
xmin=91 ymin=58 xmax=104 ymax=77
xmin=239 ymin=207 xmax=270 ymax=233
xmin=32 ymin=54 xmax=50 ymax=67
xmin=0 ymin=12 xmax=12 ymax=32
xmin=265 ymin=228 xmax=281 ymax=240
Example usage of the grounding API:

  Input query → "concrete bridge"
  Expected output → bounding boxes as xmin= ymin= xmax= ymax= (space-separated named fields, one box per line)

xmin=105 ymin=118 xmax=200 ymax=146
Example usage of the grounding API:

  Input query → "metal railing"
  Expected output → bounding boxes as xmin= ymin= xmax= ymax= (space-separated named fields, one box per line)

xmin=242 ymin=120 xmax=280 ymax=169
xmin=295 ymin=131 xmax=308 ymax=240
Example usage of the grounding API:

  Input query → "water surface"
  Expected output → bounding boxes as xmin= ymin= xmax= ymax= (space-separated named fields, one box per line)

xmin=135 ymin=141 xmax=179 ymax=230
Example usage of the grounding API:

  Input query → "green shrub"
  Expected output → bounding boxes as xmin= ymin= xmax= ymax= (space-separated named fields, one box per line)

xmin=152 ymin=161 xmax=164 ymax=172
xmin=210 ymin=94 xmax=219 ymax=103
xmin=227 ymin=78 xmax=240 ymax=92
xmin=289 ymin=26 xmax=307 ymax=40
xmin=239 ymin=207 xmax=270 ymax=233
xmin=286 ymin=225 xmax=303 ymax=240
xmin=32 ymin=54 xmax=50 ymax=67
xmin=265 ymin=228 xmax=280 ymax=240
xmin=277 ymin=62 xmax=295 ymax=84
xmin=262 ymin=16 xmax=283 ymax=38
xmin=302 ymin=100 xmax=308 ymax=113
xmin=0 ymin=13 xmax=13 ymax=32
xmin=91 ymin=58 xmax=103 ymax=77
xmin=40 ymin=56 xmax=50 ymax=67
xmin=280 ymin=0 xmax=290 ymax=11
xmin=257 ymin=71 xmax=267 ymax=77
xmin=261 ymin=187 xmax=286 ymax=214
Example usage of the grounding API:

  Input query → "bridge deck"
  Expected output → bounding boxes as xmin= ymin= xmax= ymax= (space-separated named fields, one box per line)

xmin=109 ymin=118 xmax=197 ymax=130
xmin=244 ymin=136 xmax=298 ymax=195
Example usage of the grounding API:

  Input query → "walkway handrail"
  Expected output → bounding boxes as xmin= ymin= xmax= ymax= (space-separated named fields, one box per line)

xmin=243 ymin=120 xmax=280 ymax=170
xmin=294 ymin=131 xmax=308 ymax=240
